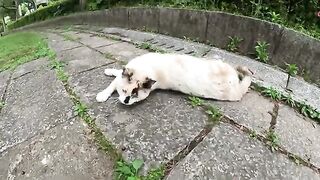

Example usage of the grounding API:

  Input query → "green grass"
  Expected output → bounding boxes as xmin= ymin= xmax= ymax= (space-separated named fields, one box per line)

xmin=188 ymin=96 xmax=204 ymax=107
xmin=115 ymin=159 xmax=144 ymax=180
xmin=137 ymin=42 xmax=165 ymax=53
xmin=205 ymin=105 xmax=222 ymax=123
xmin=255 ymin=41 xmax=269 ymax=63
xmin=0 ymin=32 xmax=50 ymax=71
xmin=266 ymin=130 xmax=279 ymax=152
xmin=0 ymin=101 xmax=5 ymax=109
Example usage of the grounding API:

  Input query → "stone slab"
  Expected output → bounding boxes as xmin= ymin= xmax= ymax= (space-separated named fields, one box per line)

xmin=211 ymin=91 xmax=273 ymax=134
xmin=276 ymin=104 xmax=320 ymax=167
xmin=0 ymin=71 xmax=10 ymax=100
xmin=167 ymin=123 xmax=320 ymax=180
xmin=96 ymin=42 xmax=148 ymax=62
xmin=206 ymin=12 xmax=283 ymax=56
xmin=46 ymin=33 xmax=82 ymax=52
xmin=69 ymin=66 xmax=208 ymax=173
xmin=102 ymin=27 xmax=211 ymax=57
xmin=204 ymin=48 xmax=320 ymax=111
xmin=75 ymin=32 xmax=119 ymax=48
xmin=12 ymin=58 xmax=49 ymax=79
xmin=128 ymin=7 xmax=159 ymax=32
xmin=159 ymin=8 xmax=208 ymax=42
xmin=56 ymin=46 xmax=114 ymax=74
xmin=0 ymin=68 xmax=74 ymax=153
xmin=0 ymin=118 xmax=114 ymax=180
xmin=272 ymin=29 xmax=320 ymax=83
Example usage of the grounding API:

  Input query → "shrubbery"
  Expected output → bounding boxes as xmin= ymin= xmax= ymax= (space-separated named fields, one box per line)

xmin=7 ymin=0 xmax=78 ymax=30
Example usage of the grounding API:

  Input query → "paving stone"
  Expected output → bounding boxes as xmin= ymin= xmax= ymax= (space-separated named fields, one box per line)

xmin=0 ymin=118 xmax=114 ymax=180
xmin=167 ymin=123 xmax=320 ymax=180
xmin=96 ymin=42 xmax=148 ymax=62
xmin=46 ymin=33 xmax=82 ymax=52
xmin=69 ymin=66 xmax=208 ymax=173
xmin=210 ymin=91 xmax=273 ymax=135
xmin=0 ymin=71 xmax=11 ymax=100
xmin=276 ymin=104 xmax=320 ymax=167
xmin=75 ymin=32 xmax=120 ymax=48
xmin=56 ymin=46 xmax=114 ymax=74
xmin=12 ymin=58 xmax=49 ymax=79
xmin=0 ymin=68 xmax=73 ymax=153
xmin=204 ymin=48 xmax=320 ymax=111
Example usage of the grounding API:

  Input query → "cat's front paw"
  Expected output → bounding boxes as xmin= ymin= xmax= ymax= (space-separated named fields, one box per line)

xmin=96 ymin=92 xmax=111 ymax=102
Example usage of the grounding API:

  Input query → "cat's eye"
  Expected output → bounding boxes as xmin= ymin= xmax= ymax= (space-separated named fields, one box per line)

xmin=131 ymin=88 xmax=139 ymax=97
xmin=122 ymin=89 xmax=127 ymax=93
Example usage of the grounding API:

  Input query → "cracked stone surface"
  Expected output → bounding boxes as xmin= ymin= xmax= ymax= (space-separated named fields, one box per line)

xmin=0 ymin=65 xmax=73 ymax=153
xmin=12 ymin=58 xmax=49 ymax=79
xmin=210 ymin=91 xmax=273 ymax=135
xmin=46 ymin=32 xmax=82 ymax=52
xmin=167 ymin=123 xmax=320 ymax=180
xmin=69 ymin=66 xmax=208 ymax=173
xmin=55 ymin=46 xmax=115 ymax=74
xmin=0 ymin=118 xmax=114 ymax=180
xmin=74 ymin=32 xmax=120 ymax=48
xmin=276 ymin=104 xmax=320 ymax=167
xmin=96 ymin=42 xmax=149 ymax=62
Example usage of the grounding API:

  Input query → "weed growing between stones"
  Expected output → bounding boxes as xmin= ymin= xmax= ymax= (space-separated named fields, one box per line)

xmin=249 ymin=129 xmax=257 ymax=139
xmin=266 ymin=130 xmax=280 ymax=152
xmin=137 ymin=42 xmax=165 ymax=53
xmin=188 ymin=96 xmax=204 ymax=107
xmin=205 ymin=105 xmax=223 ymax=123
xmin=226 ymin=36 xmax=243 ymax=52
xmin=0 ymin=101 xmax=5 ymax=109
xmin=285 ymin=63 xmax=299 ymax=90
xmin=252 ymin=84 xmax=320 ymax=122
xmin=254 ymin=41 xmax=269 ymax=63
xmin=61 ymin=33 xmax=80 ymax=41
xmin=115 ymin=159 xmax=144 ymax=180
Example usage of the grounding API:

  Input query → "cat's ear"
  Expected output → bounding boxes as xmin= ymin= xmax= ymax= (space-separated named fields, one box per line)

xmin=122 ymin=67 xmax=134 ymax=81
xmin=142 ymin=77 xmax=156 ymax=89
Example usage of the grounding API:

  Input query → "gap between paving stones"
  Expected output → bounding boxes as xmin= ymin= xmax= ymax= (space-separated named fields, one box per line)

xmin=50 ymin=28 xmax=320 ymax=176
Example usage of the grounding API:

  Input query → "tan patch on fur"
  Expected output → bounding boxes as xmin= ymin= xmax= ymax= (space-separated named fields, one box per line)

xmin=155 ymin=69 xmax=167 ymax=84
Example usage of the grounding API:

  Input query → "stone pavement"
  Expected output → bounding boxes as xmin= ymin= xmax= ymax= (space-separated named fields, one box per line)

xmin=0 ymin=26 xmax=319 ymax=179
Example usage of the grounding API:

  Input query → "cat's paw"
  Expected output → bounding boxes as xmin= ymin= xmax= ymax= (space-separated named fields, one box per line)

xmin=96 ymin=92 xmax=111 ymax=102
xmin=104 ymin=69 xmax=120 ymax=77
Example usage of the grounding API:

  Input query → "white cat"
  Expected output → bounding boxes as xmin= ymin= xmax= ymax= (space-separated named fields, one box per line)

xmin=96 ymin=53 xmax=253 ymax=105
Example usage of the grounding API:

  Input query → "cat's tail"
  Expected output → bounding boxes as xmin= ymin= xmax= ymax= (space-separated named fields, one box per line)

xmin=236 ymin=66 xmax=253 ymax=95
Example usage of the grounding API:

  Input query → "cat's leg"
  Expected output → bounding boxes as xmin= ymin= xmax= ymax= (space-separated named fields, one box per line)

xmin=104 ymin=68 xmax=122 ymax=77
xmin=96 ymin=78 xmax=117 ymax=102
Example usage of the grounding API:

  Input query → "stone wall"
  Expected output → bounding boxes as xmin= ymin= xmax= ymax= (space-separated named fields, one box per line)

xmin=15 ymin=7 xmax=320 ymax=82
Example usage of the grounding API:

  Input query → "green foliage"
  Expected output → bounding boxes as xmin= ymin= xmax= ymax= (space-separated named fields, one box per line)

xmin=7 ymin=0 xmax=78 ymax=30
xmin=75 ymin=102 xmax=88 ymax=118
xmin=115 ymin=159 xmax=144 ymax=180
xmin=205 ymin=105 xmax=222 ymax=122
xmin=144 ymin=166 xmax=165 ymax=180
xmin=281 ymin=94 xmax=295 ymax=107
xmin=286 ymin=63 xmax=298 ymax=76
xmin=254 ymin=41 xmax=269 ymax=63
xmin=249 ymin=129 xmax=257 ymax=139
xmin=0 ymin=101 xmax=5 ymax=109
xmin=0 ymin=32 xmax=50 ymax=71
xmin=261 ymin=87 xmax=282 ymax=101
xmin=266 ymin=130 xmax=279 ymax=152
xmin=137 ymin=42 xmax=165 ymax=53
xmin=188 ymin=96 xmax=203 ymax=107
xmin=226 ymin=36 xmax=243 ymax=52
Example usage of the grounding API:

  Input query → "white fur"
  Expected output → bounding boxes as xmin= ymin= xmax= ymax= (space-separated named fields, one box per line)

xmin=96 ymin=53 xmax=252 ymax=105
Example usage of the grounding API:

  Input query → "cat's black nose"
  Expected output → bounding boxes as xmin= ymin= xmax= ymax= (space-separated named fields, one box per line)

xmin=124 ymin=96 xmax=130 ymax=104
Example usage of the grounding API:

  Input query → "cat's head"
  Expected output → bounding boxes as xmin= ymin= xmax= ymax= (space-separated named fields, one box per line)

xmin=116 ymin=67 xmax=156 ymax=105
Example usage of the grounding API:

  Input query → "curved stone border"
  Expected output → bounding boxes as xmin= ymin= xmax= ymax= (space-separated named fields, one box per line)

xmin=12 ymin=7 xmax=320 ymax=83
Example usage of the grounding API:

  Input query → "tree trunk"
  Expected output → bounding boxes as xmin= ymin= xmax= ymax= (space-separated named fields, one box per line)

xmin=79 ymin=0 xmax=86 ymax=11
xmin=2 ymin=16 xmax=6 ymax=32
xmin=15 ymin=0 xmax=20 ymax=20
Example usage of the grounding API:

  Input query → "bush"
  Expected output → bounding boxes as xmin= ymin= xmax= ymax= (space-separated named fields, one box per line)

xmin=7 ymin=0 xmax=79 ymax=30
